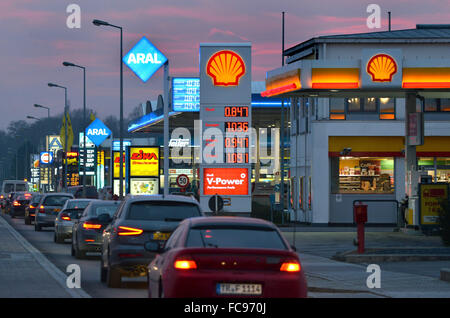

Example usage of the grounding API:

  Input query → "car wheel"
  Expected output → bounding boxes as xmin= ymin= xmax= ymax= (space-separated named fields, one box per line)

xmin=24 ymin=216 xmax=31 ymax=225
xmin=107 ymin=266 xmax=121 ymax=288
xmin=74 ymin=241 xmax=86 ymax=259
xmin=100 ymin=258 xmax=107 ymax=283
xmin=54 ymin=232 xmax=64 ymax=244
xmin=35 ymin=223 xmax=41 ymax=232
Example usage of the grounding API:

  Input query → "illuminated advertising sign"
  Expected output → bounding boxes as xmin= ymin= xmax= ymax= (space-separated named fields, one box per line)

xmin=123 ymin=36 xmax=167 ymax=82
xmin=113 ymin=140 xmax=131 ymax=151
xmin=361 ymin=49 xmax=402 ymax=89
xmin=172 ymin=78 xmax=200 ymax=112
xmin=420 ymin=184 xmax=449 ymax=225
xmin=206 ymin=50 xmax=246 ymax=87
xmin=40 ymin=152 xmax=53 ymax=165
xmin=113 ymin=151 xmax=126 ymax=179
xmin=129 ymin=147 xmax=159 ymax=177
xmin=130 ymin=178 xmax=159 ymax=195
xmin=203 ymin=168 xmax=249 ymax=196
xmin=79 ymin=132 xmax=96 ymax=176
xmin=85 ymin=118 xmax=111 ymax=147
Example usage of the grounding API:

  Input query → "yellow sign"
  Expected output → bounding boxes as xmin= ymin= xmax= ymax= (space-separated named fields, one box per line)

xmin=60 ymin=113 xmax=74 ymax=151
xmin=420 ymin=184 xmax=448 ymax=225
xmin=113 ymin=152 xmax=126 ymax=179
xmin=129 ymin=147 xmax=159 ymax=177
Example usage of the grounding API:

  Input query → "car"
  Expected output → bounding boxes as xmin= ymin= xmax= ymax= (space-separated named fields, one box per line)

xmin=10 ymin=192 xmax=33 ymax=218
xmin=68 ymin=186 xmax=99 ymax=199
xmin=100 ymin=195 xmax=203 ymax=288
xmin=146 ymin=216 xmax=308 ymax=298
xmin=54 ymin=199 xmax=96 ymax=243
xmin=1 ymin=180 xmax=29 ymax=209
xmin=34 ymin=193 xmax=74 ymax=231
xmin=24 ymin=193 xmax=43 ymax=225
xmin=71 ymin=200 xmax=121 ymax=258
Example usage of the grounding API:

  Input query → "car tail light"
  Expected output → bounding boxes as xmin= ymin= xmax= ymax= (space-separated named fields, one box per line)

xmin=61 ymin=213 xmax=71 ymax=221
xmin=174 ymin=258 xmax=197 ymax=270
xmin=1 ymin=195 xmax=4 ymax=199
xmin=13 ymin=201 xmax=20 ymax=207
xmin=117 ymin=226 xmax=143 ymax=236
xmin=85 ymin=239 xmax=95 ymax=242
xmin=82 ymin=221 xmax=102 ymax=230
xmin=29 ymin=205 xmax=35 ymax=209
xmin=280 ymin=262 xmax=301 ymax=272
xmin=39 ymin=205 xmax=45 ymax=214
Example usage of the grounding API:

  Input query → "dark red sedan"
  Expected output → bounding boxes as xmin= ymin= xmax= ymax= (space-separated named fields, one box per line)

xmin=146 ymin=216 xmax=307 ymax=298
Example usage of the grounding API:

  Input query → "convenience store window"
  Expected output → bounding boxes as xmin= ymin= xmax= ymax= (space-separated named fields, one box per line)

xmin=332 ymin=157 xmax=394 ymax=194
xmin=329 ymin=97 xmax=396 ymax=120
xmin=329 ymin=98 xmax=345 ymax=120
xmin=423 ymin=99 xmax=450 ymax=112
xmin=418 ymin=157 xmax=450 ymax=183
xmin=379 ymin=97 xmax=396 ymax=120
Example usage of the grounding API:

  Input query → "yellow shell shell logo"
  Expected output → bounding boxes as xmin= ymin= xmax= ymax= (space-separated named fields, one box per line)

xmin=206 ymin=50 xmax=245 ymax=86
xmin=366 ymin=54 xmax=397 ymax=82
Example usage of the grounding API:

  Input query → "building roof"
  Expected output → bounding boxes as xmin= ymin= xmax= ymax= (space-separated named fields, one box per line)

xmin=285 ymin=24 xmax=450 ymax=59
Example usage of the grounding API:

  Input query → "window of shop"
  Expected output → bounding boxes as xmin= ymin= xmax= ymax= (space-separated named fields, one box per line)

xmin=418 ymin=157 xmax=450 ymax=183
xmin=332 ymin=157 xmax=395 ymax=194
xmin=423 ymin=99 xmax=450 ymax=112
xmin=329 ymin=97 xmax=396 ymax=120
xmin=329 ymin=98 xmax=346 ymax=120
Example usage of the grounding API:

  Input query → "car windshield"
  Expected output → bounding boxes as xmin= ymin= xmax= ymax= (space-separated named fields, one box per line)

xmin=127 ymin=201 xmax=201 ymax=221
xmin=43 ymin=196 xmax=72 ymax=206
xmin=17 ymin=195 xmax=30 ymax=201
xmin=31 ymin=195 xmax=42 ymax=204
xmin=66 ymin=200 xmax=91 ymax=209
xmin=90 ymin=204 xmax=119 ymax=217
xmin=185 ymin=226 xmax=287 ymax=250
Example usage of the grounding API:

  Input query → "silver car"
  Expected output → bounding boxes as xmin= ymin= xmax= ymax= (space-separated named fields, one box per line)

xmin=34 ymin=193 xmax=74 ymax=231
xmin=100 ymin=195 xmax=203 ymax=288
xmin=54 ymin=199 xmax=97 ymax=243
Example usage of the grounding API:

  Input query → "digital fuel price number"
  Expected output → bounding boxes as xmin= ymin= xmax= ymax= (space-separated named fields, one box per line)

xmin=224 ymin=106 xmax=248 ymax=117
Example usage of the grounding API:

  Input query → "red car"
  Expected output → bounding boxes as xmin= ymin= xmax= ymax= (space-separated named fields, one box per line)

xmin=146 ymin=216 xmax=307 ymax=298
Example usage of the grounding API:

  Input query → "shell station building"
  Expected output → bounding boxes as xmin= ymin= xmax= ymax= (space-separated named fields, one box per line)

xmin=263 ymin=24 xmax=450 ymax=225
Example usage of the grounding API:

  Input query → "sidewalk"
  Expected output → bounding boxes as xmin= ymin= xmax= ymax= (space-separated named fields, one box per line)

xmin=0 ymin=214 xmax=90 ymax=298
xmin=301 ymin=252 xmax=450 ymax=298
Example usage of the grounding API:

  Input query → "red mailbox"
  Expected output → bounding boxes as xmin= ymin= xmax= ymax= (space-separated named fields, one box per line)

xmin=354 ymin=204 xmax=368 ymax=224
xmin=353 ymin=203 xmax=367 ymax=254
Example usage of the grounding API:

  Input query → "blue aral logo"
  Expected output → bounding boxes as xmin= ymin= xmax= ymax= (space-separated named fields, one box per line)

xmin=123 ymin=36 xmax=167 ymax=82
xmin=85 ymin=119 xmax=111 ymax=147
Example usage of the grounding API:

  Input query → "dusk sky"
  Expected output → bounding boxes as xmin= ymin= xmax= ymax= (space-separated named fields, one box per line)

xmin=1 ymin=0 xmax=450 ymax=130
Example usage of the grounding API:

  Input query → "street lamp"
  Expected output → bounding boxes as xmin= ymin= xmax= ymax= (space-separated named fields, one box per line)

xmin=48 ymin=83 xmax=68 ymax=192
xmin=93 ymin=18 xmax=124 ymax=200
xmin=34 ymin=104 xmax=51 ymax=193
xmin=63 ymin=61 xmax=87 ymax=198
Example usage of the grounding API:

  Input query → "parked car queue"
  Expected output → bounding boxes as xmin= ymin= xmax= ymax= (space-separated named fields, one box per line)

xmin=1 ymin=190 xmax=308 ymax=298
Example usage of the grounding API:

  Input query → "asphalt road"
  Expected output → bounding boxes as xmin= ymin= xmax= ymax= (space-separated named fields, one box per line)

xmin=4 ymin=214 xmax=147 ymax=298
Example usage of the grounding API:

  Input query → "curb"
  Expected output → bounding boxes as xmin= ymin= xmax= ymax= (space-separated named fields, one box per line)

xmin=0 ymin=214 xmax=91 ymax=298
xmin=333 ymin=249 xmax=450 ymax=263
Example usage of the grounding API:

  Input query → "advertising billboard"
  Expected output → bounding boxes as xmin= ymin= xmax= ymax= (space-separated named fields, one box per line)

xmin=203 ymin=167 xmax=249 ymax=196
xmin=420 ymin=183 xmax=449 ymax=225
xmin=113 ymin=151 xmax=126 ymax=179
xmin=130 ymin=178 xmax=159 ymax=195
xmin=129 ymin=147 xmax=159 ymax=177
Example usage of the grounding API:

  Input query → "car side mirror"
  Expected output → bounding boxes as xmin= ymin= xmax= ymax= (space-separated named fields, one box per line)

xmin=144 ymin=241 xmax=164 ymax=253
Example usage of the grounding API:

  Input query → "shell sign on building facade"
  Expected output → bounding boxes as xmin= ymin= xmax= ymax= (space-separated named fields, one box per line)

xmin=206 ymin=50 xmax=246 ymax=86
xmin=366 ymin=53 xmax=398 ymax=82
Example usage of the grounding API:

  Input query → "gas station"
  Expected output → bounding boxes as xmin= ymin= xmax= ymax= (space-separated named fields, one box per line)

xmin=262 ymin=24 xmax=450 ymax=231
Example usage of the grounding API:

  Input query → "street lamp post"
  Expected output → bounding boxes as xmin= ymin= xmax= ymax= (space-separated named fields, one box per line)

xmin=34 ymin=104 xmax=51 ymax=192
xmin=48 ymin=83 xmax=68 ymax=192
xmin=63 ymin=61 xmax=87 ymax=198
xmin=93 ymin=19 xmax=124 ymax=200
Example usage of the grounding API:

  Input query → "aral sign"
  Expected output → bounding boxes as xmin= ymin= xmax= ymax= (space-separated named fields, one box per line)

xmin=123 ymin=36 xmax=167 ymax=82
xmin=85 ymin=118 xmax=111 ymax=147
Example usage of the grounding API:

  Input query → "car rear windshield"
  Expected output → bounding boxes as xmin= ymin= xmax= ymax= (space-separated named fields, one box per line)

xmin=185 ymin=226 xmax=287 ymax=250
xmin=17 ymin=195 xmax=30 ymax=201
xmin=66 ymin=200 xmax=91 ymax=209
xmin=43 ymin=196 xmax=72 ymax=206
xmin=127 ymin=201 xmax=201 ymax=221
xmin=91 ymin=204 xmax=119 ymax=217
xmin=15 ymin=184 xmax=27 ymax=192
xmin=4 ymin=184 xmax=14 ymax=193
xmin=31 ymin=195 xmax=42 ymax=204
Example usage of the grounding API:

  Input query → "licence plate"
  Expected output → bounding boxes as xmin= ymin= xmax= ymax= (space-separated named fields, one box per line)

xmin=152 ymin=232 xmax=171 ymax=240
xmin=217 ymin=283 xmax=262 ymax=295
xmin=54 ymin=208 xmax=61 ymax=212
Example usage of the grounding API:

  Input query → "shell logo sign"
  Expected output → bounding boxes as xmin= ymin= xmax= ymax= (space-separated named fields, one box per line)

xmin=206 ymin=50 xmax=245 ymax=86
xmin=366 ymin=54 xmax=398 ymax=82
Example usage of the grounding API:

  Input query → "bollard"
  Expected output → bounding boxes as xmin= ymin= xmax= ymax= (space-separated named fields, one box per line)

xmin=354 ymin=203 xmax=368 ymax=254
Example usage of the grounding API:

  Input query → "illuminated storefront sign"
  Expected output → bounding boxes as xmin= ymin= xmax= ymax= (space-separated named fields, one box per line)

xmin=79 ymin=132 xmax=96 ymax=176
xmin=129 ymin=147 xmax=159 ymax=177
xmin=40 ymin=152 xmax=53 ymax=165
xmin=420 ymin=184 xmax=448 ymax=225
xmin=123 ymin=36 xmax=167 ymax=82
xmin=206 ymin=50 xmax=245 ymax=87
xmin=366 ymin=54 xmax=398 ymax=82
xmin=203 ymin=168 xmax=249 ymax=196
xmin=113 ymin=152 xmax=126 ymax=179
xmin=85 ymin=118 xmax=111 ymax=147
xmin=172 ymin=78 xmax=200 ymax=112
